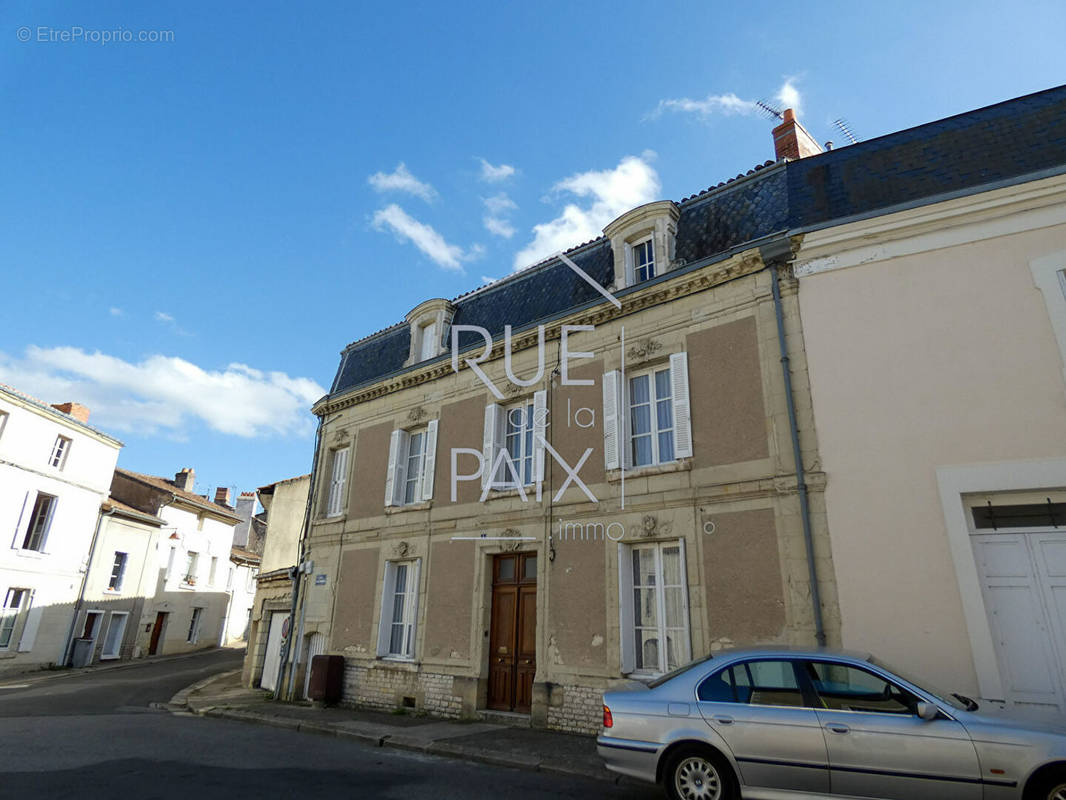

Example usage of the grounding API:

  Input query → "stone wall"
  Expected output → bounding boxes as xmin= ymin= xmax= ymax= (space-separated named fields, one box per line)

xmin=546 ymin=683 xmax=602 ymax=735
xmin=342 ymin=661 xmax=463 ymax=719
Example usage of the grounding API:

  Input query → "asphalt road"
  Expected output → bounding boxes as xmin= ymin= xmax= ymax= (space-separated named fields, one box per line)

xmin=0 ymin=649 xmax=661 ymax=800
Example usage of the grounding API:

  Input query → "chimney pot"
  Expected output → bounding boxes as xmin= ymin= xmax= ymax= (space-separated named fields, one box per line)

xmin=51 ymin=402 xmax=91 ymax=424
xmin=214 ymin=487 xmax=233 ymax=507
xmin=772 ymin=108 xmax=822 ymax=161
xmin=173 ymin=468 xmax=195 ymax=492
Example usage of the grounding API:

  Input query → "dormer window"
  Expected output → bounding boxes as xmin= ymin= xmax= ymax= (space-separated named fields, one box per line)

xmin=603 ymin=200 xmax=680 ymax=291
xmin=404 ymin=298 xmax=455 ymax=366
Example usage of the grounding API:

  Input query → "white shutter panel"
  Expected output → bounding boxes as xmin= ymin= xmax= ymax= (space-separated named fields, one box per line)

xmin=407 ymin=559 xmax=422 ymax=657
xmin=602 ymin=371 xmax=622 ymax=470
xmin=482 ymin=404 xmax=503 ymax=490
xmin=384 ymin=430 xmax=404 ymax=507
xmin=421 ymin=420 xmax=438 ymax=501
xmin=532 ymin=390 xmax=547 ymax=482
xmin=17 ymin=591 xmax=40 ymax=653
xmin=670 ymin=352 xmax=693 ymax=459
xmin=676 ymin=539 xmax=692 ymax=665
xmin=11 ymin=491 xmax=29 ymax=549
xmin=328 ymin=448 xmax=349 ymax=516
xmin=376 ymin=563 xmax=396 ymax=657
xmin=618 ymin=544 xmax=635 ymax=674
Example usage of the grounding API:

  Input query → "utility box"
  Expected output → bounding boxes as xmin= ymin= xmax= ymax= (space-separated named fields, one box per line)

xmin=71 ymin=637 xmax=94 ymax=668
xmin=307 ymin=654 xmax=344 ymax=704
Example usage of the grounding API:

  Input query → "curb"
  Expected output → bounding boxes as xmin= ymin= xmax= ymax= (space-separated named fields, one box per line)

xmin=166 ymin=668 xmax=242 ymax=711
xmin=179 ymin=703 xmax=617 ymax=783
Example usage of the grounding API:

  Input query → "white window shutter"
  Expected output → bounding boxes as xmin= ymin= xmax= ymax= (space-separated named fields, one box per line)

xmin=618 ymin=544 xmax=635 ymax=674
xmin=17 ymin=591 xmax=40 ymax=653
xmin=421 ymin=420 xmax=438 ymax=501
xmin=328 ymin=448 xmax=349 ymax=516
xmin=376 ymin=562 xmax=396 ymax=657
xmin=676 ymin=539 xmax=693 ymax=665
xmin=532 ymin=390 xmax=547 ymax=482
xmin=602 ymin=371 xmax=622 ymax=470
xmin=670 ymin=352 xmax=693 ymax=459
xmin=482 ymin=403 xmax=503 ymax=490
xmin=407 ymin=559 xmax=421 ymax=657
xmin=11 ymin=491 xmax=29 ymax=549
xmin=384 ymin=430 xmax=404 ymax=507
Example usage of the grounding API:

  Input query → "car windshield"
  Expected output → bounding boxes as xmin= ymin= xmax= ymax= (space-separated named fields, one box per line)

xmin=647 ymin=654 xmax=714 ymax=688
xmin=868 ymin=656 xmax=973 ymax=711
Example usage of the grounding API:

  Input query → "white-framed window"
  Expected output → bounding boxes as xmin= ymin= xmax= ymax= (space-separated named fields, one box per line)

xmin=101 ymin=611 xmax=128 ymax=659
xmin=187 ymin=607 xmax=203 ymax=643
xmin=384 ymin=420 xmax=438 ymax=506
xmin=602 ymin=352 xmax=692 ymax=471
xmin=618 ymin=540 xmax=691 ymax=676
xmin=326 ymin=446 xmax=350 ymax=517
xmin=108 ymin=552 xmax=128 ymax=592
xmin=377 ymin=560 xmax=420 ymax=659
xmin=632 ymin=237 xmax=655 ymax=283
xmin=246 ymin=568 xmax=258 ymax=593
xmin=183 ymin=552 xmax=199 ymax=586
xmin=418 ymin=320 xmax=439 ymax=361
xmin=482 ymin=392 xmax=547 ymax=492
xmin=208 ymin=556 xmax=218 ymax=586
xmin=164 ymin=545 xmax=176 ymax=580
xmin=21 ymin=493 xmax=56 ymax=552
xmin=49 ymin=435 xmax=71 ymax=469
xmin=0 ymin=588 xmax=28 ymax=649
xmin=226 ymin=566 xmax=234 ymax=591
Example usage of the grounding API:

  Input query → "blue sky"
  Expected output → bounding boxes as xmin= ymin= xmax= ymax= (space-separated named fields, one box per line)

xmin=2 ymin=0 xmax=1064 ymax=498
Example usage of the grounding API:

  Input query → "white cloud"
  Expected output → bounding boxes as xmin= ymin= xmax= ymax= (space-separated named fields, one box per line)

xmin=512 ymin=154 xmax=660 ymax=271
xmin=367 ymin=163 xmax=437 ymax=202
xmin=651 ymin=79 xmax=804 ymax=121
xmin=0 ymin=346 xmax=325 ymax=438
xmin=479 ymin=158 xmax=516 ymax=183
xmin=372 ymin=204 xmax=472 ymax=272
xmin=154 ymin=311 xmax=174 ymax=323
xmin=482 ymin=192 xmax=518 ymax=239
xmin=109 ymin=307 xmax=123 ymax=317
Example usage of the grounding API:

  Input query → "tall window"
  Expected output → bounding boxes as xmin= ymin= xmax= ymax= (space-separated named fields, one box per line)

xmin=49 ymin=435 xmax=71 ymax=469
xmin=208 ymin=556 xmax=218 ymax=586
xmin=108 ymin=552 xmax=128 ymax=592
xmin=403 ymin=429 xmax=426 ymax=505
xmin=622 ymin=541 xmax=690 ymax=675
xmin=633 ymin=239 xmax=655 ymax=283
xmin=187 ymin=607 xmax=203 ymax=643
xmin=378 ymin=561 xmax=419 ymax=659
xmin=101 ymin=612 xmax=128 ymax=659
xmin=419 ymin=321 xmax=438 ymax=361
xmin=500 ymin=402 xmax=535 ymax=487
xmin=0 ymin=588 xmax=28 ymax=649
xmin=629 ymin=367 xmax=675 ymax=467
xmin=22 ymin=493 xmax=55 ymax=551
xmin=326 ymin=446 xmax=350 ymax=517
xmin=165 ymin=546 xmax=176 ymax=580
xmin=183 ymin=552 xmax=199 ymax=586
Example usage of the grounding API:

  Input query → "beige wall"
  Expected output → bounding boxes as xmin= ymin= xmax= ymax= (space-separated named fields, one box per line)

xmin=798 ymin=212 xmax=1066 ymax=693
xmin=260 ymin=476 xmax=309 ymax=574
xmin=332 ymin=547 xmax=379 ymax=652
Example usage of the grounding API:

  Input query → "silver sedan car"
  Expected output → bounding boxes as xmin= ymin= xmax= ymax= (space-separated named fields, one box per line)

xmin=598 ymin=647 xmax=1066 ymax=800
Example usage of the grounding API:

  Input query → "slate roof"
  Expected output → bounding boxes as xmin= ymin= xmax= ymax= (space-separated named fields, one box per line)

xmin=327 ymin=83 xmax=1066 ymax=401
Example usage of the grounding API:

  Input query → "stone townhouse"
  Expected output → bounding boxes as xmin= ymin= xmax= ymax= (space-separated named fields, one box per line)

xmin=294 ymin=115 xmax=842 ymax=732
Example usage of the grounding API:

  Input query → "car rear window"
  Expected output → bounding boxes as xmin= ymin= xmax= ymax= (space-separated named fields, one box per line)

xmin=647 ymin=654 xmax=714 ymax=688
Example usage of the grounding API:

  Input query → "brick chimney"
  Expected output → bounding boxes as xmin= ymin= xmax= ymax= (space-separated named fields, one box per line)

xmin=214 ymin=487 xmax=233 ymax=507
xmin=52 ymin=402 xmax=91 ymax=424
xmin=772 ymin=109 xmax=822 ymax=161
xmin=173 ymin=468 xmax=195 ymax=492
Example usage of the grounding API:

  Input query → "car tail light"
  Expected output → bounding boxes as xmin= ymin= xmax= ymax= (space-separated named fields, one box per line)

xmin=603 ymin=705 xmax=613 ymax=728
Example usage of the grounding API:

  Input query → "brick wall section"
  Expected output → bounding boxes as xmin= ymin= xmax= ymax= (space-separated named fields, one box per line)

xmin=546 ymin=684 xmax=602 ymax=735
xmin=342 ymin=662 xmax=463 ymax=719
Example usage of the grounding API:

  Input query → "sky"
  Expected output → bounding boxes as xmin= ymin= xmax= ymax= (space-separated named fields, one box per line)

xmin=2 ymin=0 xmax=1065 ymax=498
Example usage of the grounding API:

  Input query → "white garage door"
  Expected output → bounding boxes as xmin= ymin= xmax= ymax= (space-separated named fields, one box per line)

xmin=973 ymin=531 xmax=1066 ymax=712
xmin=260 ymin=612 xmax=288 ymax=693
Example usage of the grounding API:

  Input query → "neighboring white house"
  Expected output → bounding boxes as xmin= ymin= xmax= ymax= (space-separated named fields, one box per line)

xmin=0 ymin=385 xmax=122 ymax=675
xmin=109 ymin=468 xmax=241 ymax=658
xmin=221 ymin=545 xmax=259 ymax=646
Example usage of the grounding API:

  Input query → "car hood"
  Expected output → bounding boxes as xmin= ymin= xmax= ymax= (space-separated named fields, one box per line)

xmin=957 ymin=707 xmax=1066 ymax=740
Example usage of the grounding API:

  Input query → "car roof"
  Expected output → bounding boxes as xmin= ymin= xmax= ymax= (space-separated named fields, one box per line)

xmin=705 ymin=645 xmax=873 ymax=662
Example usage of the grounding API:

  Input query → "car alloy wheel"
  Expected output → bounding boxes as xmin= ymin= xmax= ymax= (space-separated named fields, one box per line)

xmin=1047 ymin=784 xmax=1066 ymax=800
xmin=674 ymin=755 xmax=722 ymax=800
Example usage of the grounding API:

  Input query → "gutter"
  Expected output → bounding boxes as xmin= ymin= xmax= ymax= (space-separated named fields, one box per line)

xmin=761 ymin=239 xmax=827 ymax=647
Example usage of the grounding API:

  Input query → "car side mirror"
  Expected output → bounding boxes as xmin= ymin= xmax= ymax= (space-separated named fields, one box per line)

xmin=916 ymin=701 xmax=939 ymax=721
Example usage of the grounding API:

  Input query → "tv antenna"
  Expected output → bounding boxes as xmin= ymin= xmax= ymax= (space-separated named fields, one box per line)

xmin=756 ymin=100 xmax=784 ymax=121
xmin=832 ymin=118 xmax=859 ymax=145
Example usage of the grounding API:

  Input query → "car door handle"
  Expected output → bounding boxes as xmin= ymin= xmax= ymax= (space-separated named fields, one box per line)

xmin=712 ymin=714 xmax=734 ymax=725
xmin=826 ymin=723 xmax=850 ymax=734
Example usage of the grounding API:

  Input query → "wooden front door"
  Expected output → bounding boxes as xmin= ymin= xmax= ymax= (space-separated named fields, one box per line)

xmin=148 ymin=612 xmax=167 ymax=656
xmin=488 ymin=552 xmax=537 ymax=712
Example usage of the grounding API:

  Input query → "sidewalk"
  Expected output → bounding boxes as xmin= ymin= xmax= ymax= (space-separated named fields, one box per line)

xmin=168 ymin=670 xmax=627 ymax=784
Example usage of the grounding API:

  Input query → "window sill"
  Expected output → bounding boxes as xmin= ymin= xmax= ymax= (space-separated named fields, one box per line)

xmin=377 ymin=656 xmax=418 ymax=669
xmin=607 ymin=459 xmax=691 ymax=483
xmin=178 ymin=583 xmax=197 ymax=591
xmin=99 ymin=654 xmax=120 ymax=661
xmin=385 ymin=501 xmax=432 ymax=515
xmin=486 ymin=485 xmax=537 ymax=500
xmin=103 ymin=589 xmax=122 ymax=596
xmin=11 ymin=548 xmax=47 ymax=559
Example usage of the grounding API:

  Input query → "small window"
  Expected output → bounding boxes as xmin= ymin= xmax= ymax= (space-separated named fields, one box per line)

xmin=805 ymin=661 xmax=917 ymax=715
xmin=0 ymin=588 xmax=28 ymax=649
xmin=22 ymin=493 xmax=56 ymax=551
xmin=972 ymin=501 xmax=1066 ymax=530
xmin=419 ymin=321 xmax=438 ymax=361
xmin=629 ymin=367 xmax=675 ymax=468
xmin=49 ymin=435 xmax=71 ymax=469
xmin=187 ymin=607 xmax=203 ymax=643
xmin=183 ymin=552 xmax=199 ymax=586
xmin=499 ymin=402 xmax=535 ymax=487
xmin=633 ymin=238 xmax=655 ymax=283
xmin=208 ymin=556 xmax=218 ymax=586
xmin=403 ymin=429 xmax=426 ymax=505
xmin=108 ymin=552 xmax=128 ymax=592
xmin=165 ymin=546 xmax=176 ymax=580
xmin=226 ymin=567 xmax=234 ymax=591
